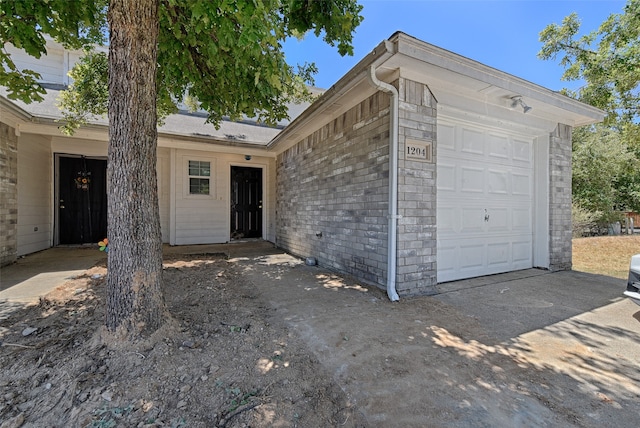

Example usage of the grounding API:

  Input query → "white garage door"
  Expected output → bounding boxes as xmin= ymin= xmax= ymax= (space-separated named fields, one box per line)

xmin=436 ymin=120 xmax=533 ymax=283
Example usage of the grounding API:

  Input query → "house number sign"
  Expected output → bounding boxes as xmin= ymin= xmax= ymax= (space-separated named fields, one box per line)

xmin=405 ymin=139 xmax=432 ymax=162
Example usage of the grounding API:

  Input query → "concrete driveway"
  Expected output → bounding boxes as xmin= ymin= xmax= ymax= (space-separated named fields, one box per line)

xmin=1 ymin=242 xmax=639 ymax=426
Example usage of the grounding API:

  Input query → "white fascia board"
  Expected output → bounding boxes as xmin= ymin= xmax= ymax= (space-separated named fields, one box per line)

xmin=389 ymin=32 xmax=605 ymax=127
xmin=267 ymin=40 xmax=396 ymax=154
xmin=1 ymin=96 xmax=275 ymax=156
xmin=435 ymin=91 xmax=567 ymax=134
xmin=156 ymin=135 xmax=276 ymax=158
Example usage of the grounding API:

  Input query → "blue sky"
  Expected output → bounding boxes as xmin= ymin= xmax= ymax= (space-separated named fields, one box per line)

xmin=283 ymin=0 xmax=628 ymax=92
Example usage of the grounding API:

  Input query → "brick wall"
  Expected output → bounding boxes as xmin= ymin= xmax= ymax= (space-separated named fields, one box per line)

xmin=277 ymin=79 xmax=439 ymax=296
xmin=0 ymin=123 xmax=18 ymax=266
xmin=549 ymin=123 xmax=572 ymax=270
xmin=396 ymin=78 xmax=438 ymax=295
xmin=276 ymin=79 xmax=571 ymax=292
xmin=276 ymin=92 xmax=391 ymax=286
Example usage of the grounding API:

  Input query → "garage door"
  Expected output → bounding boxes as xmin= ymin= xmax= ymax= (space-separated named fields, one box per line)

xmin=436 ymin=120 xmax=533 ymax=283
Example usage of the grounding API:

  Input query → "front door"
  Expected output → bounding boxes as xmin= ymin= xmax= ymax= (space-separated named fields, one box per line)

xmin=58 ymin=155 xmax=108 ymax=245
xmin=230 ymin=166 xmax=262 ymax=239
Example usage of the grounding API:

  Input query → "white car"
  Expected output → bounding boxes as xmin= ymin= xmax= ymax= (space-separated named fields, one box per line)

xmin=626 ymin=254 xmax=640 ymax=306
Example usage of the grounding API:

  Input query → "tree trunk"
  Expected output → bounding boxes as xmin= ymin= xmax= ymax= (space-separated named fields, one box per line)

xmin=106 ymin=0 xmax=166 ymax=338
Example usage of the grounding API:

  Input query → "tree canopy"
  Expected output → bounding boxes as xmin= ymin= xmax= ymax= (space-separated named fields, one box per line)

xmin=1 ymin=0 xmax=364 ymax=340
xmin=539 ymin=0 xmax=640 ymax=230
xmin=572 ymin=125 xmax=640 ymax=217
xmin=538 ymin=0 xmax=640 ymax=125
xmin=3 ymin=0 xmax=363 ymax=128
xmin=0 ymin=0 xmax=108 ymax=103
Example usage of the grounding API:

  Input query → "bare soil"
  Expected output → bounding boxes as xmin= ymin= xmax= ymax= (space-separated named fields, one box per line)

xmin=0 ymin=255 xmax=365 ymax=427
xmin=1 ymin=245 xmax=639 ymax=427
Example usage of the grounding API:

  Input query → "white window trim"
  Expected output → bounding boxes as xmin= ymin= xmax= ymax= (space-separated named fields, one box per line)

xmin=183 ymin=157 xmax=216 ymax=199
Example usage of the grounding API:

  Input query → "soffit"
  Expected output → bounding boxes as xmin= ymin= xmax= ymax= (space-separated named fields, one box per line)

xmin=270 ymin=33 xmax=606 ymax=153
xmin=0 ymin=87 xmax=280 ymax=150
xmin=380 ymin=33 xmax=605 ymax=129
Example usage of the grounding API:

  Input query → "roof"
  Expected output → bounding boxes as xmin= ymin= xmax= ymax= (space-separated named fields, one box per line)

xmin=269 ymin=32 xmax=606 ymax=153
xmin=0 ymin=86 xmax=292 ymax=148
xmin=2 ymin=32 xmax=605 ymax=154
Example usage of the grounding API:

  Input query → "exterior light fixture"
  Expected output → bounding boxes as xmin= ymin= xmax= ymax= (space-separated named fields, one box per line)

xmin=511 ymin=96 xmax=532 ymax=114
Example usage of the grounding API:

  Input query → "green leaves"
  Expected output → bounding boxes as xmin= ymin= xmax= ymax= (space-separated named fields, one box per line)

xmin=539 ymin=0 xmax=640 ymax=124
xmin=0 ymin=0 xmax=107 ymax=103
xmin=540 ymin=1 xmax=640 ymax=227
xmin=284 ymin=0 xmax=364 ymax=56
xmin=57 ymin=51 xmax=108 ymax=134
xmin=572 ymin=124 xmax=640 ymax=224
xmin=56 ymin=51 xmax=177 ymax=134
xmin=3 ymin=0 xmax=362 ymax=129
xmin=155 ymin=0 xmax=358 ymax=128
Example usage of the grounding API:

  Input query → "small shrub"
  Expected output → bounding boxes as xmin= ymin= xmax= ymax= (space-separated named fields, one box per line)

xmin=572 ymin=203 xmax=599 ymax=237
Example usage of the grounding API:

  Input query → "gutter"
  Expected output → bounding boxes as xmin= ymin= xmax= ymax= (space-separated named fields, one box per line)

xmin=267 ymin=40 xmax=395 ymax=153
xmin=367 ymin=65 xmax=400 ymax=302
xmin=388 ymin=32 xmax=605 ymax=126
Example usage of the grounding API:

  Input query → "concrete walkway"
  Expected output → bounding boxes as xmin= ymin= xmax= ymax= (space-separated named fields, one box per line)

xmin=0 ymin=241 xmax=278 ymax=303
xmin=0 ymin=247 xmax=106 ymax=302
xmin=0 ymin=241 xmax=277 ymax=318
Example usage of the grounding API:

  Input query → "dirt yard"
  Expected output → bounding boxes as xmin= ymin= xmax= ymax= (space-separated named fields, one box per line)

xmin=573 ymin=234 xmax=640 ymax=279
xmin=0 ymin=255 xmax=366 ymax=427
xmin=1 ymin=245 xmax=639 ymax=427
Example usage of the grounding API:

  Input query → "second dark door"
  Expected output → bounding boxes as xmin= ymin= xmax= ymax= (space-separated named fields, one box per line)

xmin=230 ymin=166 xmax=262 ymax=239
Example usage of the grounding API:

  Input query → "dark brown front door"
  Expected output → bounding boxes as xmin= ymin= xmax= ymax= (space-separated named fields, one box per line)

xmin=230 ymin=166 xmax=262 ymax=239
xmin=58 ymin=156 xmax=107 ymax=244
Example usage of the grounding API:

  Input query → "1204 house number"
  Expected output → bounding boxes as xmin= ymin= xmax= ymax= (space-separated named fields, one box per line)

xmin=407 ymin=145 xmax=427 ymax=157
xmin=405 ymin=139 xmax=432 ymax=162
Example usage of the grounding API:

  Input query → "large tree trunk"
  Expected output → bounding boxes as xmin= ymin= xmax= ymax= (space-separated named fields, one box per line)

xmin=106 ymin=0 xmax=166 ymax=338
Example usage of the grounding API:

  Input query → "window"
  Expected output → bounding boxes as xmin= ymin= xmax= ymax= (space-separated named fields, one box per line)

xmin=188 ymin=160 xmax=211 ymax=195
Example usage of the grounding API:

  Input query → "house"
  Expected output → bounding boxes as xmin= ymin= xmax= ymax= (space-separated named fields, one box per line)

xmin=0 ymin=32 xmax=605 ymax=299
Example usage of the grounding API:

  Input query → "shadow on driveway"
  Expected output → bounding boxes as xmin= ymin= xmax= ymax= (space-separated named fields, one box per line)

xmin=2 ymin=242 xmax=640 ymax=426
xmin=232 ymin=250 xmax=640 ymax=427
xmin=434 ymin=269 xmax=628 ymax=341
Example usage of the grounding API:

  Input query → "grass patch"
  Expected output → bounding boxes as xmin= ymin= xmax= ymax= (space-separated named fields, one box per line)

xmin=572 ymin=235 xmax=640 ymax=279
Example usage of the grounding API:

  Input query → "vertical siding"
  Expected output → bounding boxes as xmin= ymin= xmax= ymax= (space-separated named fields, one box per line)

xmin=276 ymin=92 xmax=391 ymax=287
xmin=17 ymin=133 xmax=52 ymax=255
xmin=173 ymin=150 xmax=273 ymax=245
xmin=48 ymin=141 xmax=273 ymax=247
xmin=265 ymin=157 xmax=277 ymax=242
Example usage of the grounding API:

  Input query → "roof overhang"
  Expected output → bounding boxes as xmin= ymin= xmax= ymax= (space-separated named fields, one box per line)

xmin=267 ymin=39 xmax=395 ymax=153
xmin=0 ymin=88 xmax=277 ymax=157
xmin=3 ymin=31 xmax=606 ymax=157
xmin=268 ymin=32 xmax=606 ymax=154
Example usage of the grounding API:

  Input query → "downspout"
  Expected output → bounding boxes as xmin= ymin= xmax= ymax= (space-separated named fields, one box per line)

xmin=368 ymin=66 xmax=400 ymax=302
